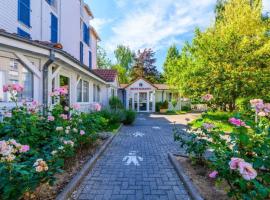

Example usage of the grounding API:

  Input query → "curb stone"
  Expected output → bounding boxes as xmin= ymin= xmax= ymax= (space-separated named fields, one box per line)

xmin=56 ymin=124 xmax=123 ymax=200
xmin=168 ymin=153 xmax=204 ymax=200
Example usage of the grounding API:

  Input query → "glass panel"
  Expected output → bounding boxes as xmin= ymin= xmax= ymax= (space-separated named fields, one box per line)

xmin=21 ymin=66 xmax=33 ymax=101
xmin=134 ymin=93 xmax=138 ymax=111
xmin=83 ymin=80 xmax=89 ymax=102
xmin=77 ymin=79 xmax=82 ymax=102
xmin=149 ymin=92 xmax=153 ymax=112
xmin=93 ymin=84 xmax=96 ymax=102
xmin=139 ymin=92 xmax=147 ymax=111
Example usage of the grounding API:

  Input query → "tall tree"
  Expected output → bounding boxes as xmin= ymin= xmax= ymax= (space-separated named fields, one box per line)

xmin=97 ymin=45 xmax=112 ymax=69
xmin=163 ymin=44 xmax=180 ymax=87
xmin=114 ymin=45 xmax=134 ymax=70
xmin=130 ymin=48 xmax=162 ymax=83
xmin=111 ymin=64 xmax=129 ymax=84
xmin=165 ymin=0 xmax=270 ymax=111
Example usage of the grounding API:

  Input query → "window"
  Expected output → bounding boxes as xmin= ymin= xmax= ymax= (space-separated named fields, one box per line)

xmin=18 ymin=0 xmax=31 ymax=27
xmin=89 ymin=51 xmax=92 ymax=69
xmin=77 ymin=79 xmax=89 ymax=102
xmin=17 ymin=28 xmax=31 ymax=39
xmin=77 ymin=79 xmax=82 ymax=102
xmin=93 ymin=84 xmax=100 ymax=102
xmin=83 ymin=80 xmax=89 ymax=102
xmin=83 ymin=22 xmax=89 ymax=45
xmin=0 ymin=57 xmax=33 ymax=102
xmin=80 ymin=42 xmax=83 ymax=64
xmin=50 ymin=13 xmax=58 ymax=43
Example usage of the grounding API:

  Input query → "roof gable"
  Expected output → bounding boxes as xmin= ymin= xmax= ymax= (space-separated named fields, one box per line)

xmin=125 ymin=78 xmax=157 ymax=90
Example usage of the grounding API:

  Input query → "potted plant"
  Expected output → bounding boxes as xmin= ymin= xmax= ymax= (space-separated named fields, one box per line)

xmin=160 ymin=101 xmax=168 ymax=113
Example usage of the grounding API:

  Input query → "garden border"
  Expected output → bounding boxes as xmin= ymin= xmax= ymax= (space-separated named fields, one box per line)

xmin=168 ymin=153 xmax=204 ymax=200
xmin=56 ymin=124 xmax=123 ymax=200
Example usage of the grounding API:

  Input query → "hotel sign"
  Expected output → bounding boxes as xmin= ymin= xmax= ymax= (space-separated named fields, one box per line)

xmin=130 ymin=88 xmax=152 ymax=90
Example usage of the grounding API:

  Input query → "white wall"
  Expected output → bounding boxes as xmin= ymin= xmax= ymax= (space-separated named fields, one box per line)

xmin=90 ymin=30 xmax=97 ymax=69
xmin=0 ymin=0 xmax=96 ymax=67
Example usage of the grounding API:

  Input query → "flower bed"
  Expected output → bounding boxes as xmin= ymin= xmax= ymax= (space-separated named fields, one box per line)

xmin=0 ymin=84 xmax=121 ymax=200
xmin=174 ymin=99 xmax=270 ymax=199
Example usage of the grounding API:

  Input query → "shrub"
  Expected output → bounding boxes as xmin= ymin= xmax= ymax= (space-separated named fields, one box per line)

xmin=0 ymin=85 xmax=115 ymax=200
xmin=235 ymin=97 xmax=251 ymax=112
xmin=155 ymin=102 xmax=163 ymax=111
xmin=174 ymin=99 xmax=270 ymax=200
xmin=99 ymin=109 xmax=125 ymax=125
xmin=123 ymin=110 xmax=136 ymax=125
xmin=109 ymin=96 xmax=124 ymax=110
xmin=160 ymin=101 xmax=169 ymax=109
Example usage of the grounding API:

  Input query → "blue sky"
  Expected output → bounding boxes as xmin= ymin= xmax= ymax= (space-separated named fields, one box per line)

xmin=86 ymin=0 xmax=270 ymax=72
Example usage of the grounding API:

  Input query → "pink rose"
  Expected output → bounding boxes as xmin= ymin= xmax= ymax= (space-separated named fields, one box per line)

xmin=229 ymin=157 xmax=245 ymax=170
xmin=250 ymin=99 xmax=263 ymax=107
xmin=80 ymin=130 xmax=85 ymax=135
xmin=228 ymin=118 xmax=246 ymax=127
xmin=238 ymin=162 xmax=257 ymax=181
xmin=12 ymin=83 xmax=24 ymax=93
xmin=209 ymin=170 xmax=218 ymax=179
xmin=258 ymin=112 xmax=266 ymax=117
xmin=47 ymin=115 xmax=55 ymax=121
xmin=20 ymin=145 xmax=30 ymax=153
xmin=3 ymin=85 xmax=9 ymax=92
xmin=60 ymin=114 xmax=68 ymax=120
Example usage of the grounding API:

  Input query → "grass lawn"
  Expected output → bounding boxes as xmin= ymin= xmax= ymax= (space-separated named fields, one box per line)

xmin=189 ymin=111 xmax=234 ymax=132
xmin=165 ymin=110 xmax=188 ymax=115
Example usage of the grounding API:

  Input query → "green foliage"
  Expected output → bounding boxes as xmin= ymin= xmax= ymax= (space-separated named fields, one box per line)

xmin=189 ymin=111 xmax=234 ymax=132
xmin=114 ymin=45 xmax=134 ymax=70
xmin=111 ymin=64 xmax=129 ymax=84
xmin=160 ymin=101 xmax=169 ymax=109
xmin=0 ymin=102 xmax=115 ymax=200
xmin=235 ymin=97 xmax=252 ymax=112
xmin=175 ymin=107 xmax=270 ymax=199
xmin=122 ymin=110 xmax=136 ymax=125
xmin=97 ymin=45 xmax=112 ymax=69
xmin=165 ymin=0 xmax=270 ymax=111
xmin=109 ymin=96 xmax=124 ymax=110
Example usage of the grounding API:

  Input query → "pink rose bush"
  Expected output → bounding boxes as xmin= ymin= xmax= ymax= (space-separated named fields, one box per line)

xmin=0 ymin=139 xmax=30 ymax=162
xmin=50 ymin=86 xmax=68 ymax=97
xmin=33 ymin=159 xmax=48 ymax=172
xmin=3 ymin=83 xmax=24 ymax=93
xmin=174 ymin=98 xmax=270 ymax=199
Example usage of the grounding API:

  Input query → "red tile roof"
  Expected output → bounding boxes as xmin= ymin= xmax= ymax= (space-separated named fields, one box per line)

xmin=91 ymin=69 xmax=118 ymax=82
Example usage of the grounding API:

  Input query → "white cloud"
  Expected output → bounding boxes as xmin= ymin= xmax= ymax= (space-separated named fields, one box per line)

xmin=106 ymin=0 xmax=216 ymax=53
xmin=91 ymin=18 xmax=113 ymax=32
xmin=263 ymin=0 xmax=270 ymax=13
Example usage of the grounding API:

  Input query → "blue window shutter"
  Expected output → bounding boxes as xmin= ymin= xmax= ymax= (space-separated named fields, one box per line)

xmin=50 ymin=13 xmax=58 ymax=43
xmin=17 ymin=28 xmax=31 ymax=39
xmin=83 ymin=22 xmax=89 ymax=45
xmin=89 ymin=51 xmax=92 ymax=69
xmin=18 ymin=0 xmax=31 ymax=27
xmin=46 ymin=0 xmax=53 ymax=5
xmin=80 ymin=42 xmax=84 ymax=64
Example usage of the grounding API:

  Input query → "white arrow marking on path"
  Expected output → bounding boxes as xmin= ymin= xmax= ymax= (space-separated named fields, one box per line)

xmin=152 ymin=126 xmax=161 ymax=130
xmin=133 ymin=131 xmax=145 ymax=137
xmin=122 ymin=151 xmax=143 ymax=166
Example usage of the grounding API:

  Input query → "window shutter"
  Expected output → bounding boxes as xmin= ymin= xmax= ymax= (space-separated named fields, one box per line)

xmin=17 ymin=28 xmax=31 ymax=39
xmin=89 ymin=51 xmax=92 ymax=69
xmin=80 ymin=42 xmax=84 ymax=64
xmin=18 ymin=0 xmax=31 ymax=27
xmin=83 ymin=22 xmax=89 ymax=45
xmin=50 ymin=13 xmax=58 ymax=43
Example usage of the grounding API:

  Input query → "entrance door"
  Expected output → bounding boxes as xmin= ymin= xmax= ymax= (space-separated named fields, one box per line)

xmin=139 ymin=92 xmax=147 ymax=112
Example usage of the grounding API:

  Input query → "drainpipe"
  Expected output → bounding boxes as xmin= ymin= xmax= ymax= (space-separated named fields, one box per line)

xmin=43 ymin=49 xmax=55 ymax=114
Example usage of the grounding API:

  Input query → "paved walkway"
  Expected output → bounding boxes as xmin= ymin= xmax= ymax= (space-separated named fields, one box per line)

xmin=76 ymin=113 xmax=197 ymax=200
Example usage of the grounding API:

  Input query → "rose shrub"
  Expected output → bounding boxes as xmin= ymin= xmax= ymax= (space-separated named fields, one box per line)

xmin=174 ymin=99 xmax=270 ymax=199
xmin=0 ymin=84 xmax=115 ymax=200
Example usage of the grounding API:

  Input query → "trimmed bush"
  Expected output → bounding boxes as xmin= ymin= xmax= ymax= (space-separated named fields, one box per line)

xmin=109 ymin=96 xmax=124 ymax=110
xmin=123 ymin=110 xmax=136 ymax=125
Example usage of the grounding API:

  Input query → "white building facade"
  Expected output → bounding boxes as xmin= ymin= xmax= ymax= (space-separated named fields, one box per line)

xmin=119 ymin=78 xmax=176 ymax=113
xmin=0 ymin=0 xmax=97 ymax=69
xmin=0 ymin=0 xmax=118 ymax=112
